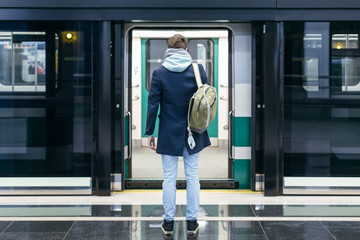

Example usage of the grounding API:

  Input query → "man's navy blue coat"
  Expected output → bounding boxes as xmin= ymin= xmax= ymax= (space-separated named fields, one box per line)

xmin=145 ymin=64 xmax=211 ymax=156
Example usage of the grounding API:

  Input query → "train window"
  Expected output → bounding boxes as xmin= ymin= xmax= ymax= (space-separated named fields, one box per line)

xmin=284 ymin=22 xmax=360 ymax=182
xmin=0 ymin=33 xmax=12 ymax=87
xmin=145 ymin=39 xmax=167 ymax=92
xmin=332 ymin=57 xmax=360 ymax=90
xmin=145 ymin=38 xmax=214 ymax=92
xmin=331 ymin=33 xmax=360 ymax=92
xmin=0 ymin=22 xmax=93 ymax=183
xmin=302 ymin=33 xmax=323 ymax=92
xmin=188 ymin=39 xmax=214 ymax=86
xmin=332 ymin=34 xmax=358 ymax=49
xmin=0 ymin=32 xmax=46 ymax=92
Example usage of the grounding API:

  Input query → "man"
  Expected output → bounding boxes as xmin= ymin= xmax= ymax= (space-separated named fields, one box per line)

xmin=145 ymin=34 xmax=211 ymax=238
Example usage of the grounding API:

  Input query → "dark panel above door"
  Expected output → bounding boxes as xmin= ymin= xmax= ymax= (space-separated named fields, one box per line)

xmin=0 ymin=0 xmax=98 ymax=8
xmin=0 ymin=0 xmax=276 ymax=8
xmin=99 ymin=0 xmax=276 ymax=8
xmin=277 ymin=0 xmax=360 ymax=8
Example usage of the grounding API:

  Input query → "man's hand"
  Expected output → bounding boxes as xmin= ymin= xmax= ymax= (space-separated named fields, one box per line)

xmin=148 ymin=136 xmax=156 ymax=151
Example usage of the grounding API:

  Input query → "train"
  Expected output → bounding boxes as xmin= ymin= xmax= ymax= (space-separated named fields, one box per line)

xmin=0 ymin=1 xmax=359 ymax=196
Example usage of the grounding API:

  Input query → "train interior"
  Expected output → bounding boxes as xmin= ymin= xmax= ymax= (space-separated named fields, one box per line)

xmin=129 ymin=30 xmax=229 ymax=180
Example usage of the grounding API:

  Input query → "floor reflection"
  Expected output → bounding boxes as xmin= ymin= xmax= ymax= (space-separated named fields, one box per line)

xmin=0 ymin=220 xmax=359 ymax=239
xmin=1 ymin=204 xmax=360 ymax=217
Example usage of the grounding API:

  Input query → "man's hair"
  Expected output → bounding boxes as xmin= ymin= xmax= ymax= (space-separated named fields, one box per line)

xmin=167 ymin=34 xmax=188 ymax=49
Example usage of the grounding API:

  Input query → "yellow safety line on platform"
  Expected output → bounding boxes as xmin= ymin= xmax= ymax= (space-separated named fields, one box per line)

xmin=112 ymin=189 xmax=262 ymax=194
xmin=201 ymin=190 xmax=262 ymax=194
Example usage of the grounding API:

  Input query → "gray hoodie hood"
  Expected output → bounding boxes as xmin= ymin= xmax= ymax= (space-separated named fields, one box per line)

xmin=162 ymin=48 xmax=192 ymax=72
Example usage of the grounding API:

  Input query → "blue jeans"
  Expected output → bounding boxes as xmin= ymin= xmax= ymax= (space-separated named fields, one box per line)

xmin=162 ymin=147 xmax=200 ymax=221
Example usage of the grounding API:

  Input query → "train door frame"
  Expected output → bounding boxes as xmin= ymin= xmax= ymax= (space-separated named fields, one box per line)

xmin=251 ymin=22 xmax=265 ymax=192
xmin=117 ymin=23 xmax=253 ymax=190
xmin=251 ymin=22 xmax=284 ymax=196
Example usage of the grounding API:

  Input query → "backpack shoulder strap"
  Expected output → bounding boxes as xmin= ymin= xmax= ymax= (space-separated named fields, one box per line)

xmin=192 ymin=63 xmax=203 ymax=88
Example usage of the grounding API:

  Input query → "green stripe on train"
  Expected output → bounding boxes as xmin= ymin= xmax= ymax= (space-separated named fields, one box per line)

xmin=233 ymin=116 xmax=251 ymax=147
xmin=231 ymin=116 xmax=251 ymax=189
xmin=234 ymin=159 xmax=251 ymax=189
xmin=141 ymin=39 xmax=159 ymax=137
xmin=125 ymin=115 xmax=129 ymax=145
xmin=205 ymin=38 xmax=219 ymax=138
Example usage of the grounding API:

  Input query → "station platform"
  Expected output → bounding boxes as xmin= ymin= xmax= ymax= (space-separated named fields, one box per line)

xmin=0 ymin=190 xmax=359 ymax=239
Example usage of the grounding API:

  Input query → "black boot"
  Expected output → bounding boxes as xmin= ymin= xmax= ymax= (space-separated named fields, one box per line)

xmin=161 ymin=220 xmax=174 ymax=238
xmin=186 ymin=220 xmax=199 ymax=237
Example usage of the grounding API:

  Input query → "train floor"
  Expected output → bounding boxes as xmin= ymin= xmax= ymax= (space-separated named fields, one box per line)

xmin=132 ymin=146 xmax=228 ymax=178
xmin=0 ymin=191 xmax=359 ymax=239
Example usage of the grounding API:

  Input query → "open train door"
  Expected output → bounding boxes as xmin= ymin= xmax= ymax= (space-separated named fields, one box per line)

xmin=118 ymin=23 xmax=253 ymax=190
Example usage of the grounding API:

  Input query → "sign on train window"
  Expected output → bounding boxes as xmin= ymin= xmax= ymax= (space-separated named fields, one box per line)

xmin=145 ymin=38 xmax=214 ymax=92
xmin=0 ymin=32 xmax=46 ymax=92
xmin=302 ymin=33 xmax=321 ymax=92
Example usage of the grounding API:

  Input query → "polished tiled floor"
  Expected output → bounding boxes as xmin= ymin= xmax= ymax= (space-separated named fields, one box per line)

xmin=0 ymin=204 xmax=359 ymax=239
xmin=0 ymin=220 xmax=359 ymax=239
xmin=1 ymin=204 xmax=360 ymax=218
xmin=0 ymin=191 xmax=359 ymax=239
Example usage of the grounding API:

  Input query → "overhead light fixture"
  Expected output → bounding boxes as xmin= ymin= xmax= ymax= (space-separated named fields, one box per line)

xmin=66 ymin=33 xmax=73 ymax=40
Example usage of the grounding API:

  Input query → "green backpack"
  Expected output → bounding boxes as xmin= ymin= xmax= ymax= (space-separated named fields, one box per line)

xmin=187 ymin=63 xmax=217 ymax=149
